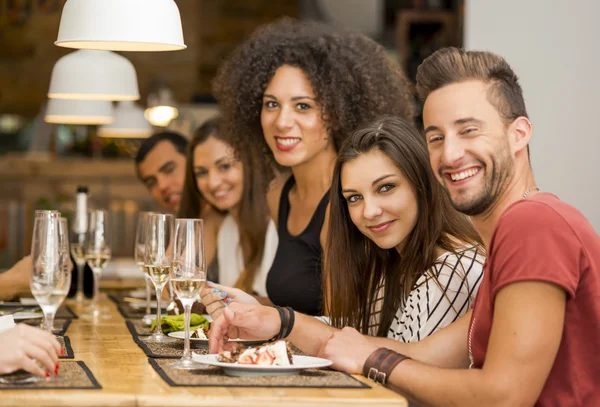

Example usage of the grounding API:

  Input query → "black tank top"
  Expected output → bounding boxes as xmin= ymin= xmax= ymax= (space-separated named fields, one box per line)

xmin=266 ymin=176 xmax=330 ymax=316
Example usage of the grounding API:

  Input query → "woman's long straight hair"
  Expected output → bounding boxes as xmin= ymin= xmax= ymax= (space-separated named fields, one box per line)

xmin=178 ymin=116 xmax=270 ymax=293
xmin=324 ymin=116 xmax=483 ymax=336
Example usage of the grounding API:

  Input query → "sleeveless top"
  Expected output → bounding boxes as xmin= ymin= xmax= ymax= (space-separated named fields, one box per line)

xmin=266 ymin=176 xmax=330 ymax=316
xmin=216 ymin=214 xmax=278 ymax=297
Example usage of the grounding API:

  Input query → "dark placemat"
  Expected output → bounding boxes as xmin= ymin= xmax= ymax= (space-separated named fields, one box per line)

xmin=0 ymin=361 xmax=102 ymax=390
xmin=115 ymin=302 xmax=147 ymax=319
xmin=128 ymin=318 xmax=153 ymax=336
xmin=148 ymin=358 xmax=369 ymax=389
xmin=57 ymin=336 xmax=74 ymax=359
xmin=21 ymin=318 xmax=72 ymax=336
xmin=0 ymin=304 xmax=77 ymax=320
xmin=127 ymin=320 xmax=198 ymax=358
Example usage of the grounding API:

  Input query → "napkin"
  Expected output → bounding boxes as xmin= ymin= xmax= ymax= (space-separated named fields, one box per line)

xmin=150 ymin=313 xmax=209 ymax=334
xmin=0 ymin=315 xmax=16 ymax=334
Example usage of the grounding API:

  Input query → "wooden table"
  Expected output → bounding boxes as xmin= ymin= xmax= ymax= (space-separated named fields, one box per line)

xmin=1 ymin=294 xmax=408 ymax=407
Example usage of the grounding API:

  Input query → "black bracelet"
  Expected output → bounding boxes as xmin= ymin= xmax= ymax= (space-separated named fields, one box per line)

xmin=282 ymin=306 xmax=295 ymax=338
xmin=271 ymin=306 xmax=288 ymax=341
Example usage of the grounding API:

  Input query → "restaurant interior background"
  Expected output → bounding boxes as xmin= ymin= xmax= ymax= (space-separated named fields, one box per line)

xmin=0 ymin=0 xmax=598 ymax=269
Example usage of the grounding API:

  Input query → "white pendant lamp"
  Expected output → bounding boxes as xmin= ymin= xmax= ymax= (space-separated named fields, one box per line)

xmin=145 ymin=87 xmax=179 ymax=127
xmin=48 ymin=50 xmax=139 ymax=101
xmin=55 ymin=0 xmax=186 ymax=52
xmin=45 ymin=99 xmax=114 ymax=125
xmin=98 ymin=101 xmax=152 ymax=138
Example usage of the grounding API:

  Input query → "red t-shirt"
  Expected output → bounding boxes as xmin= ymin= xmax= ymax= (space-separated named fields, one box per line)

xmin=470 ymin=193 xmax=600 ymax=406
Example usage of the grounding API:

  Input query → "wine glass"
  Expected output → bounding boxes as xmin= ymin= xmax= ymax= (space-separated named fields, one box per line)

xmin=30 ymin=212 xmax=67 ymax=334
xmin=169 ymin=219 xmax=207 ymax=369
xmin=71 ymin=204 xmax=88 ymax=303
xmin=143 ymin=213 xmax=176 ymax=343
xmin=83 ymin=210 xmax=111 ymax=321
xmin=135 ymin=211 xmax=154 ymax=321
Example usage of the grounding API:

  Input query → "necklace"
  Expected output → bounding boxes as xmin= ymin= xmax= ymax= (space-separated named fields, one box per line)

xmin=468 ymin=316 xmax=475 ymax=369
xmin=522 ymin=186 xmax=540 ymax=199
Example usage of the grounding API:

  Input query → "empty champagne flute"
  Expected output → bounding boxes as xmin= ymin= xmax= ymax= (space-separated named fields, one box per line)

xmin=83 ymin=210 xmax=111 ymax=320
xmin=143 ymin=213 xmax=176 ymax=343
xmin=135 ymin=212 xmax=154 ymax=321
xmin=170 ymin=219 xmax=207 ymax=369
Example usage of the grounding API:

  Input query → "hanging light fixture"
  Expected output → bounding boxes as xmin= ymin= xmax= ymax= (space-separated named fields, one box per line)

xmin=55 ymin=0 xmax=186 ymax=52
xmin=98 ymin=101 xmax=152 ymax=138
xmin=44 ymin=99 xmax=114 ymax=125
xmin=48 ymin=50 xmax=139 ymax=101
xmin=145 ymin=86 xmax=179 ymax=127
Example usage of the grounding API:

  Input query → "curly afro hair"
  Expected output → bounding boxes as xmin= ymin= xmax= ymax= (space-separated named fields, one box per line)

xmin=213 ymin=18 xmax=415 ymax=187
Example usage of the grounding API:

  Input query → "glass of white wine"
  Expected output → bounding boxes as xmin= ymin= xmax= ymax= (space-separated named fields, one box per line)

xmin=30 ymin=213 xmax=71 ymax=334
xmin=135 ymin=211 xmax=154 ymax=318
xmin=143 ymin=213 xmax=176 ymax=343
xmin=169 ymin=219 xmax=207 ymax=369
xmin=83 ymin=209 xmax=112 ymax=321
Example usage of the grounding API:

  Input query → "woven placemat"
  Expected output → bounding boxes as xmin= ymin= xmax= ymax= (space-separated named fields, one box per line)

xmin=128 ymin=318 xmax=154 ymax=336
xmin=57 ymin=336 xmax=74 ymax=359
xmin=148 ymin=358 xmax=369 ymax=389
xmin=126 ymin=320 xmax=211 ymax=358
xmin=21 ymin=319 xmax=72 ymax=336
xmin=56 ymin=305 xmax=78 ymax=319
xmin=0 ymin=361 xmax=101 ymax=390
xmin=0 ymin=304 xmax=77 ymax=320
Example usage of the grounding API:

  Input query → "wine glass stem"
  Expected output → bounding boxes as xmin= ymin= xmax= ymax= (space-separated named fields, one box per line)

xmin=144 ymin=274 xmax=152 ymax=315
xmin=154 ymin=283 xmax=165 ymax=336
xmin=183 ymin=303 xmax=192 ymax=360
xmin=76 ymin=263 xmax=84 ymax=299
xmin=44 ymin=310 xmax=56 ymax=334
xmin=92 ymin=270 xmax=101 ymax=311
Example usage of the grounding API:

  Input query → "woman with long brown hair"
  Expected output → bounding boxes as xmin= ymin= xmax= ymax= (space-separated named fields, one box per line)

xmin=206 ymin=116 xmax=485 ymax=353
xmin=178 ymin=116 xmax=277 ymax=296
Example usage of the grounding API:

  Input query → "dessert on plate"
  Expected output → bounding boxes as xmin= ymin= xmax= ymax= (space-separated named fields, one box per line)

xmin=190 ymin=326 xmax=209 ymax=340
xmin=218 ymin=340 xmax=293 ymax=366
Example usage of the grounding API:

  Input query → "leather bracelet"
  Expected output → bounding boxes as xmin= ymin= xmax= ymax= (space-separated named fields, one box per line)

xmin=269 ymin=305 xmax=291 ymax=342
xmin=282 ymin=306 xmax=295 ymax=339
xmin=362 ymin=348 xmax=391 ymax=378
xmin=270 ymin=306 xmax=287 ymax=342
xmin=363 ymin=348 xmax=411 ymax=385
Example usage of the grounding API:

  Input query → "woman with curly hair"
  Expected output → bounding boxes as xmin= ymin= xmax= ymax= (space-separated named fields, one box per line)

xmin=204 ymin=18 xmax=414 ymax=316
xmin=177 ymin=116 xmax=277 ymax=297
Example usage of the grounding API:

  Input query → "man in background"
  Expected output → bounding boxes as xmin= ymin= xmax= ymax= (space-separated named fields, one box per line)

xmin=135 ymin=132 xmax=188 ymax=213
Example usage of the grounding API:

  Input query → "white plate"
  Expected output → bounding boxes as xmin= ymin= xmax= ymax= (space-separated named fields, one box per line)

xmin=191 ymin=353 xmax=333 ymax=377
xmin=167 ymin=331 xmax=265 ymax=348
xmin=13 ymin=312 xmax=43 ymax=320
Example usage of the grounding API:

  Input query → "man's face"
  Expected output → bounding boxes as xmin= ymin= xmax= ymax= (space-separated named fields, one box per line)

xmin=423 ymin=80 xmax=514 ymax=216
xmin=137 ymin=140 xmax=186 ymax=212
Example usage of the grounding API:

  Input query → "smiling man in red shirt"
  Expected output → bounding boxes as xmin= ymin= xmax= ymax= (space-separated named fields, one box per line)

xmin=316 ymin=48 xmax=600 ymax=406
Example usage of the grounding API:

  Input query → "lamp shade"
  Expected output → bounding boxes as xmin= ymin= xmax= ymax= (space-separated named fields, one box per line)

xmin=55 ymin=0 xmax=186 ymax=52
xmin=98 ymin=101 xmax=152 ymax=138
xmin=145 ymin=87 xmax=179 ymax=127
xmin=45 ymin=99 xmax=114 ymax=125
xmin=48 ymin=50 xmax=139 ymax=101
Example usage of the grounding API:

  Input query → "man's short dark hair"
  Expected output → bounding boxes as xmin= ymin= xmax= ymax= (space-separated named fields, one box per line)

xmin=134 ymin=131 xmax=188 ymax=164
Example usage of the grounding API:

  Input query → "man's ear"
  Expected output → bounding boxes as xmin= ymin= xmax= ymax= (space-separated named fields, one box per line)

xmin=509 ymin=116 xmax=532 ymax=155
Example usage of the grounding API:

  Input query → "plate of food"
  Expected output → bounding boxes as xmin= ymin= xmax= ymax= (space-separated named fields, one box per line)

xmin=191 ymin=340 xmax=332 ymax=376
xmin=12 ymin=311 xmax=43 ymax=321
xmin=167 ymin=326 xmax=266 ymax=348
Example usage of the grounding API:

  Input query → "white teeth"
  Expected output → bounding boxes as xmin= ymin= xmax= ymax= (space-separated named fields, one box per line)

xmin=276 ymin=138 xmax=300 ymax=146
xmin=450 ymin=168 xmax=479 ymax=181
